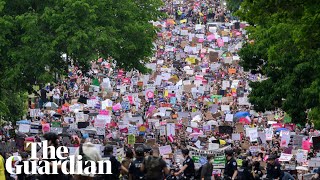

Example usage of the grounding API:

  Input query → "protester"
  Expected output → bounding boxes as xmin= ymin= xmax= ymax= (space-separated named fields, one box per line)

xmin=121 ymin=148 xmax=134 ymax=180
xmin=73 ymin=134 xmax=102 ymax=180
xmin=141 ymin=148 xmax=169 ymax=180
xmin=1 ymin=0 xmax=320 ymax=180
xmin=200 ymin=155 xmax=215 ymax=180
xmin=101 ymin=145 xmax=121 ymax=180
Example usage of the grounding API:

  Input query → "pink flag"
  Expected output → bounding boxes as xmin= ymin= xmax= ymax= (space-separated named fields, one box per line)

xmin=168 ymin=134 xmax=174 ymax=143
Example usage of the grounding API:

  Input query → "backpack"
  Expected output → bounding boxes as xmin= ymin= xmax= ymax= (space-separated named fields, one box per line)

xmin=79 ymin=144 xmax=93 ymax=171
xmin=145 ymin=156 xmax=162 ymax=179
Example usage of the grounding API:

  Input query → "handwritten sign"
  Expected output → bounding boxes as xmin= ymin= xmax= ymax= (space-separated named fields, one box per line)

xmin=159 ymin=145 xmax=172 ymax=155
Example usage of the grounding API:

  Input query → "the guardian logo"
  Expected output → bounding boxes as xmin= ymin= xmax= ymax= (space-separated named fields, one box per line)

xmin=6 ymin=141 xmax=112 ymax=175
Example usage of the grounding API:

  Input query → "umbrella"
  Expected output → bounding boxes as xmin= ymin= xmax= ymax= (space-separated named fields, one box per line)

xmin=16 ymin=120 xmax=31 ymax=125
xmin=239 ymin=117 xmax=250 ymax=124
xmin=234 ymin=111 xmax=250 ymax=118
xmin=44 ymin=102 xmax=59 ymax=109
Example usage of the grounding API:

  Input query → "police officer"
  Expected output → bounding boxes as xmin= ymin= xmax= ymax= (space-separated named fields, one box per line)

xmin=129 ymin=146 xmax=145 ymax=180
xmin=266 ymin=155 xmax=282 ymax=180
xmin=224 ymin=149 xmax=238 ymax=180
xmin=174 ymin=149 xmax=195 ymax=179
xmin=101 ymin=145 xmax=121 ymax=180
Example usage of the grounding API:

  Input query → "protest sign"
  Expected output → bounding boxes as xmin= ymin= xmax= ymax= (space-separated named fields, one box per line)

xmin=312 ymin=136 xmax=320 ymax=150
xmin=280 ymin=131 xmax=290 ymax=147
xmin=219 ymin=126 xmax=233 ymax=135
xmin=208 ymin=143 xmax=219 ymax=150
xmin=128 ymin=134 xmax=136 ymax=145
xmin=279 ymin=153 xmax=293 ymax=162
xmin=232 ymin=133 xmax=241 ymax=141
xmin=159 ymin=145 xmax=172 ymax=155
xmin=225 ymin=114 xmax=233 ymax=122
xmin=18 ymin=124 xmax=30 ymax=133
xmin=265 ymin=128 xmax=273 ymax=141
xmin=249 ymin=129 xmax=258 ymax=142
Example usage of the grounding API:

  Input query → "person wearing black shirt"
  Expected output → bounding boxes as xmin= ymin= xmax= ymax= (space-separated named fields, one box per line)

xmin=174 ymin=149 xmax=195 ymax=179
xmin=101 ymin=145 xmax=121 ymax=180
xmin=252 ymin=161 xmax=263 ymax=180
xmin=39 ymin=133 xmax=65 ymax=180
xmin=223 ymin=149 xmax=238 ymax=180
xmin=17 ymin=152 xmax=34 ymax=180
xmin=237 ymin=160 xmax=254 ymax=180
xmin=266 ymin=155 xmax=282 ymax=180
xmin=129 ymin=146 xmax=145 ymax=180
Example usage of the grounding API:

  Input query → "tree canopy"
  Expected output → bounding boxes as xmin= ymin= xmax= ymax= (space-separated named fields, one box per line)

xmin=236 ymin=0 xmax=320 ymax=126
xmin=0 ymin=0 xmax=164 ymax=121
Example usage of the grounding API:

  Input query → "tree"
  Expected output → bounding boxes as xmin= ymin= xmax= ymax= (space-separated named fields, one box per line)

xmin=225 ymin=0 xmax=242 ymax=14
xmin=236 ymin=0 xmax=320 ymax=126
xmin=0 ymin=0 xmax=164 ymax=122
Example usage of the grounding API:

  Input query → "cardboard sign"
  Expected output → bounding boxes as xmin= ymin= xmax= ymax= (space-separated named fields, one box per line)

xmin=235 ymin=123 xmax=244 ymax=133
xmin=209 ymin=52 xmax=219 ymax=62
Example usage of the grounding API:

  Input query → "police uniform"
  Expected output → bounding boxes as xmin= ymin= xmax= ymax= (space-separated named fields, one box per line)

xmin=266 ymin=163 xmax=282 ymax=179
xmin=224 ymin=158 xmax=237 ymax=180
xmin=129 ymin=157 xmax=145 ymax=180
xmin=183 ymin=156 xmax=195 ymax=179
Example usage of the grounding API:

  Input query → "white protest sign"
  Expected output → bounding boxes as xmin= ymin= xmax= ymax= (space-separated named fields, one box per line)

xmin=265 ymin=128 xmax=273 ymax=140
xmin=186 ymin=127 xmax=193 ymax=133
xmin=75 ymin=112 xmax=85 ymax=122
xmin=225 ymin=114 xmax=233 ymax=122
xmin=94 ymin=115 xmax=111 ymax=127
xmin=279 ymin=153 xmax=293 ymax=162
xmin=159 ymin=145 xmax=172 ymax=155
xmin=160 ymin=126 xmax=166 ymax=136
xmin=249 ymin=129 xmax=258 ymax=142
xmin=64 ymin=117 xmax=75 ymax=124
xmin=208 ymin=143 xmax=219 ymax=150
xmin=96 ymin=127 xmax=106 ymax=136
xmin=222 ymin=81 xmax=230 ymax=90
xmin=166 ymin=123 xmax=175 ymax=136
xmin=221 ymin=105 xmax=230 ymax=112
xmin=30 ymin=109 xmax=41 ymax=117
xmin=19 ymin=124 xmax=31 ymax=133
xmin=232 ymin=133 xmax=241 ymax=141
xmin=296 ymin=149 xmax=308 ymax=163
xmin=280 ymin=130 xmax=290 ymax=147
